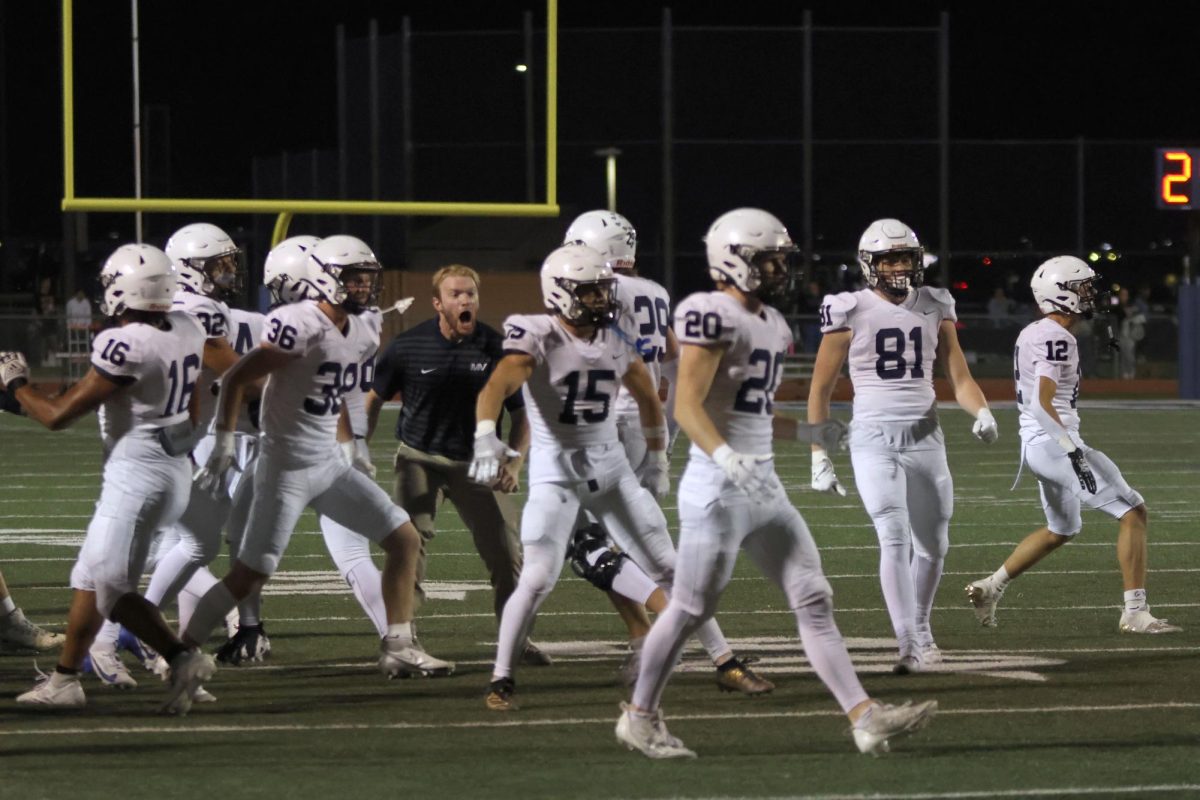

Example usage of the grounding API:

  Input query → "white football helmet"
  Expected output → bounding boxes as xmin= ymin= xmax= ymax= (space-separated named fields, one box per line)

xmin=540 ymin=244 xmax=618 ymax=326
xmin=164 ymin=223 xmax=244 ymax=300
xmin=264 ymin=235 xmax=322 ymax=307
xmin=98 ymin=244 xmax=177 ymax=317
xmin=307 ymin=235 xmax=382 ymax=314
xmin=858 ymin=218 xmax=924 ymax=297
xmin=704 ymin=208 xmax=799 ymax=303
xmin=563 ymin=210 xmax=637 ymax=273
xmin=1031 ymin=256 xmax=1102 ymax=317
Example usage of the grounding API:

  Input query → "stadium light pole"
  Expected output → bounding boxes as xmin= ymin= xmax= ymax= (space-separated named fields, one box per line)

xmin=594 ymin=147 xmax=622 ymax=212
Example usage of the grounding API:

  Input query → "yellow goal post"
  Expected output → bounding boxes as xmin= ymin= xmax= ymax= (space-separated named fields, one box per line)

xmin=60 ymin=0 xmax=560 ymax=245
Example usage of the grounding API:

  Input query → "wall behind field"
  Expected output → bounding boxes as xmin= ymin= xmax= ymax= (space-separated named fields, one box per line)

xmin=378 ymin=270 xmax=544 ymax=343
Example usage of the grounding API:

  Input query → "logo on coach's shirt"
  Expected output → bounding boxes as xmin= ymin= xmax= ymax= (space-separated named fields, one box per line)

xmin=470 ymin=362 xmax=488 ymax=372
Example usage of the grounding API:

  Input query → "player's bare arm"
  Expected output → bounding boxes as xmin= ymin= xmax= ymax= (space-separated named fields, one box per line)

xmin=14 ymin=369 xmax=124 ymax=431
xmin=475 ymin=353 xmax=535 ymax=425
xmin=494 ymin=406 xmax=530 ymax=493
xmin=203 ymin=335 xmax=240 ymax=376
xmin=621 ymin=358 xmax=667 ymax=451
xmin=213 ymin=345 xmax=295 ymax=434
xmin=936 ymin=320 xmax=988 ymax=417
xmin=807 ymin=328 xmax=851 ymax=452
xmin=673 ymin=342 xmax=726 ymax=456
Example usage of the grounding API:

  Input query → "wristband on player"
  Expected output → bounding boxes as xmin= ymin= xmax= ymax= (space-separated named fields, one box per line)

xmin=475 ymin=419 xmax=497 ymax=439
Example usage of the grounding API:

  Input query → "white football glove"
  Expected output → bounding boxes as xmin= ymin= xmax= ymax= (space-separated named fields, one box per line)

xmin=194 ymin=430 xmax=237 ymax=497
xmin=712 ymin=444 xmax=776 ymax=502
xmin=811 ymin=451 xmax=847 ymax=496
xmin=972 ymin=408 xmax=999 ymax=444
xmin=341 ymin=438 xmax=377 ymax=478
xmin=0 ymin=351 xmax=30 ymax=391
xmin=383 ymin=297 xmax=416 ymax=316
xmin=639 ymin=450 xmax=671 ymax=500
xmin=468 ymin=420 xmax=519 ymax=486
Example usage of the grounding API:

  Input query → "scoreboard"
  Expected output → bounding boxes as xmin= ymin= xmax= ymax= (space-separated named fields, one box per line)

xmin=1157 ymin=148 xmax=1200 ymax=210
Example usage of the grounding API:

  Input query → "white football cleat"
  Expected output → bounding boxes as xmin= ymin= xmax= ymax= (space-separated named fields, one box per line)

xmin=0 ymin=609 xmax=65 ymax=652
xmin=615 ymin=702 xmax=697 ymax=759
xmin=88 ymin=644 xmax=138 ymax=689
xmin=1119 ymin=609 xmax=1182 ymax=634
xmin=892 ymin=653 xmax=923 ymax=676
xmin=224 ymin=608 xmax=240 ymax=640
xmin=378 ymin=638 xmax=455 ymax=679
xmin=919 ymin=643 xmax=943 ymax=665
xmin=17 ymin=668 xmax=86 ymax=709
xmin=193 ymin=686 xmax=218 ymax=703
xmin=853 ymin=700 xmax=938 ymax=756
xmin=965 ymin=578 xmax=1005 ymax=627
xmin=160 ymin=649 xmax=217 ymax=716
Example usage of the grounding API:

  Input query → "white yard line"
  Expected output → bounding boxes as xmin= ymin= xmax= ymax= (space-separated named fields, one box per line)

xmin=0 ymin=701 xmax=1195 ymax=739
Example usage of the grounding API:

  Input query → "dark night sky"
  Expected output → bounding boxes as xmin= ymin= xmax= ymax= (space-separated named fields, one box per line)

xmin=3 ymin=1 xmax=1200 ymax=247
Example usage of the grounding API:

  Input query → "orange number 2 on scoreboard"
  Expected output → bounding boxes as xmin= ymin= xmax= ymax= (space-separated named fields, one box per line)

xmin=1163 ymin=151 xmax=1192 ymax=204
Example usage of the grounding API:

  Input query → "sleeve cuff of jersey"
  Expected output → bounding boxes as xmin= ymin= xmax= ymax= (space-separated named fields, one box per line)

xmin=92 ymin=364 xmax=136 ymax=386
xmin=1033 ymin=364 xmax=1059 ymax=380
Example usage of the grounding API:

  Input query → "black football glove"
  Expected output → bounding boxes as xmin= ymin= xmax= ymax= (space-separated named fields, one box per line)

xmin=1068 ymin=449 xmax=1096 ymax=494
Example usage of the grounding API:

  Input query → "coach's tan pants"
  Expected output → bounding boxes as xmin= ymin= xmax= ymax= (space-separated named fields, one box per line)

xmin=393 ymin=443 xmax=522 ymax=620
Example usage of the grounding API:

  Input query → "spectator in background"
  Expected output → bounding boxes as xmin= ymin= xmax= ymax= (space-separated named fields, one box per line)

xmin=66 ymin=290 xmax=92 ymax=331
xmin=1116 ymin=287 xmax=1145 ymax=379
xmin=987 ymin=287 xmax=1015 ymax=327
xmin=1134 ymin=285 xmax=1152 ymax=318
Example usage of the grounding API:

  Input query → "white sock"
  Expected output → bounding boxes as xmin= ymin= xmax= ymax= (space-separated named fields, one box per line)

xmin=183 ymin=581 xmax=238 ymax=645
xmin=910 ymin=554 xmax=943 ymax=638
xmin=694 ymin=618 xmax=733 ymax=665
xmin=385 ymin=622 xmax=413 ymax=643
xmin=0 ymin=596 xmax=16 ymax=616
xmin=878 ymin=542 xmax=917 ymax=652
xmin=608 ymin=557 xmax=659 ymax=605
xmin=991 ymin=565 xmax=1011 ymax=588
xmin=630 ymin=602 xmax=696 ymax=712
xmin=238 ymin=594 xmax=261 ymax=628
xmin=346 ymin=561 xmax=387 ymax=638
xmin=143 ymin=542 xmax=198 ymax=609
xmin=1124 ymin=588 xmax=1147 ymax=613
xmin=93 ymin=620 xmax=120 ymax=649
xmin=795 ymin=599 xmax=870 ymax=714
xmin=179 ymin=568 xmax=220 ymax=631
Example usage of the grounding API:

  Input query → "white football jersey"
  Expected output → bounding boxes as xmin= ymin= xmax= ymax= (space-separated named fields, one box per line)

xmin=341 ymin=308 xmax=382 ymax=436
xmin=227 ymin=307 xmax=265 ymax=435
xmin=820 ymin=287 xmax=956 ymax=424
xmin=258 ymin=301 xmax=380 ymax=463
xmin=1014 ymin=317 xmax=1081 ymax=445
xmin=502 ymin=313 xmax=633 ymax=453
xmin=674 ymin=291 xmax=791 ymax=456
xmin=612 ymin=274 xmax=671 ymax=417
xmin=92 ymin=310 xmax=208 ymax=448
xmin=172 ymin=290 xmax=233 ymax=430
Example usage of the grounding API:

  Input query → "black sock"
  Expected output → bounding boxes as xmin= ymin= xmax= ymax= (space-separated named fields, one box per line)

xmin=717 ymin=657 xmax=743 ymax=673
xmin=162 ymin=643 xmax=188 ymax=664
xmin=55 ymin=664 xmax=78 ymax=676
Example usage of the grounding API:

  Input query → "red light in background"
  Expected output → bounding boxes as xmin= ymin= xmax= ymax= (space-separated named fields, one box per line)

xmin=982 ymin=256 xmax=993 ymax=266
xmin=953 ymin=281 xmax=969 ymax=290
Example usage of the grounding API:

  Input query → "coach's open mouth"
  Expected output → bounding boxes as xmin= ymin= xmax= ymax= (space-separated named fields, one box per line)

xmin=459 ymin=311 xmax=473 ymax=324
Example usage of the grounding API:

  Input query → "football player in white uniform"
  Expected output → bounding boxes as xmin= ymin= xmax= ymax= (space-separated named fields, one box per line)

xmin=2 ymin=244 xmax=216 ymax=713
xmin=616 ymin=209 xmax=937 ymax=759
xmin=85 ymin=223 xmax=251 ymax=688
xmin=181 ymin=235 xmax=452 ymax=698
xmin=562 ymin=211 xmax=772 ymax=695
xmin=214 ymin=235 xmax=321 ymax=664
xmin=965 ymin=257 xmax=1180 ymax=634
xmin=0 ymin=568 xmax=65 ymax=651
xmin=471 ymin=244 xmax=752 ymax=711
xmin=808 ymin=219 xmax=998 ymax=674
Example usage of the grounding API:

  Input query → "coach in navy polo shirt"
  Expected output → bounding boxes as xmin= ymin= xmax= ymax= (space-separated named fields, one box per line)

xmin=368 ymin=265 xmax=548 ymax=665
